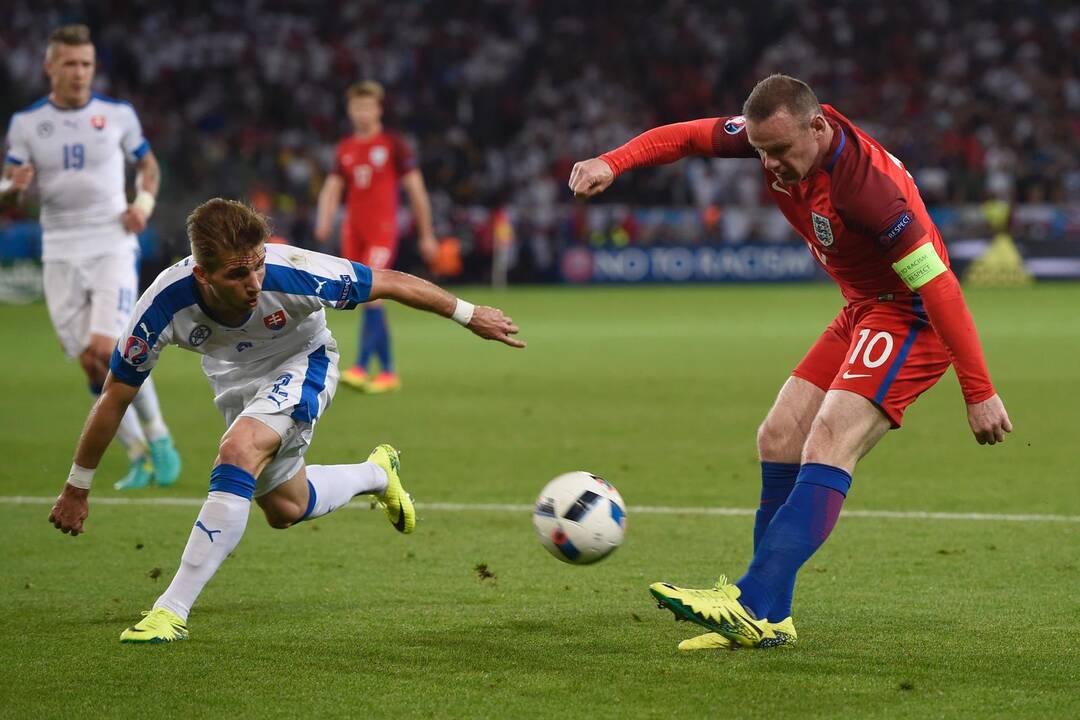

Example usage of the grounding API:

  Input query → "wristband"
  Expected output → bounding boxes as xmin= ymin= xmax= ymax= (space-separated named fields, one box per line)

xmin=0 ymin=176 xmax=13 ymax=194
xmin=451 ymin=298 xmax=475 ymax=326
xmin=67 ymin=462 xmax=95 ymax=490
xmin=132 ymin=190 xmax=156 ymax=218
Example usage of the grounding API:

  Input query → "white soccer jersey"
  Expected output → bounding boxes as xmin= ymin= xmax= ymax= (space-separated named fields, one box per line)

xmin=4 ymin=94 xmax=149 ymax=261
xmin=110 ymin=245 xmax=373 ymax=420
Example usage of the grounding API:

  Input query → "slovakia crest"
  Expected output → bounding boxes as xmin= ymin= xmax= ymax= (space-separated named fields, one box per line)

xmin=263 ymin=309 xmax=287 ymax=331
xmin=369 ymin=145 xmax=388 ymax=167
xmin=91 ymin=115 xmax=106 ymax=130
xmin=811 ymin=211 xmax=835 ymax=247
xmin=123 ymin=336 xmax=150 ymax=365
xmin=723 ymin=116 xmax=747 ymax=135
xmin=188 ymin=324 xmax=211 ymax=347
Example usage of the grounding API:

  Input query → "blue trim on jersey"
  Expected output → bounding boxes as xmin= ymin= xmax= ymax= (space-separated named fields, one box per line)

xmin=5 ymin=155 xmax=23 ymax=166
xmin=824 ymin=127 xmax=847 ymax=173
xmin=873 ymin=320 xmax=927 ymax=404
xmin=263 ymin=262 xmax=372 ymax=309
xmin=109 ymin=274 xmax=200 ymax=385
xmin=291 ymin=345 xmax=330 ymax=423
xmin=132 ymin=139 xmax=150 ymax=160
xmin=91 ymin=92 xmax=136 ymax=109
xmin=13 ymin=96 xmax=49 ymax=115
xmin=911 ymin=292 xmax=927 ymax=320
xmin=209 ymin=464 xmax=257 ymax=500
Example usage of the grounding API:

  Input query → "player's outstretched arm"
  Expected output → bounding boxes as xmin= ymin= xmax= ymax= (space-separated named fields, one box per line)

xmin=367 ymin=268 xmax=525 ymax=348
xmin=569 ymin=118 xmax=725 ymax=199
xmin=49 ymin=375 xmax=140 ymax=535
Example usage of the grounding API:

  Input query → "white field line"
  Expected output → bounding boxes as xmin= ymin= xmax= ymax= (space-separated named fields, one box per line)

xmin=2 ymin=496 xmax=1078 ymax=523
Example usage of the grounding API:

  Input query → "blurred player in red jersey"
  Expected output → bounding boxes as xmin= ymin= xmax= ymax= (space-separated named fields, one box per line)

xmin=315 ymin=81 xmax=438 ymax=393
xmin=570 ymin=74 xmax=1012 ymax=651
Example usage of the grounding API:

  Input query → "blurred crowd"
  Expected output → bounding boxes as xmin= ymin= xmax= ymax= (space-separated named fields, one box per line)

xmin=2 ymin=0 xmax=1078 ymax=271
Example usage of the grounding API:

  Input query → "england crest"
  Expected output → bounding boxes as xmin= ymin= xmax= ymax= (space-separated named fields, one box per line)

xmin=263 ymin=309 xmax=287 ymax=331
xmin=811 ymin=212 xmax=835 ymax=247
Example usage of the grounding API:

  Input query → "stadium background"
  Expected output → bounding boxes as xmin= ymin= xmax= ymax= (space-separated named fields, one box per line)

xmin=2 ymin=0 xmax=1078 ymax=290
xmin=1 ymin=2 xmax=1078 ymax=718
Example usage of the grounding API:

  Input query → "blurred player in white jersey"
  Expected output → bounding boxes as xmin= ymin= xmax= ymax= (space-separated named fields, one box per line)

xmin=1 ymin=25 xmax=180 ymax=490
xmin=48 ymin=198 xmax=524 ymax=643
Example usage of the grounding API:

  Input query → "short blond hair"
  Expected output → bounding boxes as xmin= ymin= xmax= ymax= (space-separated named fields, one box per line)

xmin=46 ymin=24 xmax=93 ymax=60
xmin=187 ymin=199 xmax=270 ymax=271
xmin=346 ymin=80 xmax=385 ymax=103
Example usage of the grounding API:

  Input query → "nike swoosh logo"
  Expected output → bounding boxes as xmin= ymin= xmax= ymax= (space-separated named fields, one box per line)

xmin=842 ymin=371 xmax=872 ymax=379
xmin=771 ymin=180 xmax=792 ymax=197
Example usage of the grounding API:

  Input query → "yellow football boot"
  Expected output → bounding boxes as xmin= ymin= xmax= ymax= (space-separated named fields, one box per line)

xmin=366 ymin=371 xmax=401 ymax=394
xmin=369 ymin=444 xmax=414 ymax=533
xmin=650 ymin=575 xmax=772 ymax=648
xmin=119 ymin=608 xmax=188 ymax=644
xmin=679 ymin=616 xmax=798 ymax=651
xmin=340 ymin=366 xmax=370 ymax=392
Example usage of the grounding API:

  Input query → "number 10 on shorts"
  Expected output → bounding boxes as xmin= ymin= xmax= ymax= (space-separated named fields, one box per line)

xmin=848 ymin=329 xmax=895 ymax=369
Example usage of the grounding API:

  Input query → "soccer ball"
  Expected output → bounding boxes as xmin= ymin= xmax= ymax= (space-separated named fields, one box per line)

xmin=533 ymin=471 xmax=626 ymax=565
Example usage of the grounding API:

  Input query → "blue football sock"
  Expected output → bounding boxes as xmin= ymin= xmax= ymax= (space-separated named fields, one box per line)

xmin=357 ymin=306 xmax=379 ymax=369
xmin=371 ymin=305 xmax=393 ymax=373
xmin=754 ymin=462 xmax=800 ymax=550
xmin=736 ymin=463 xmax=851 ymax=621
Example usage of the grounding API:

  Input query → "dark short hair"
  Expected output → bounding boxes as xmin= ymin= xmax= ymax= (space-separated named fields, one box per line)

xmin=743 ymin=74 xmax=822 ymax=126
xmin=47 ymin=24 xmax=92 ymax=58
xmin=187 ymin=198 xmax=270 ymax=271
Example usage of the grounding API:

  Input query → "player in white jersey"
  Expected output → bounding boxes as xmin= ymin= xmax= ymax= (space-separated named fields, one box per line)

xmin=1 ymin=25 xmax=180 ymax=490
xmin=48 ymin=198 xmax=524 ymax=643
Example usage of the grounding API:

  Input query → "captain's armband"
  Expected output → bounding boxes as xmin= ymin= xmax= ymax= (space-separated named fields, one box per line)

xmin=891 ymin=243 xmax=947 ymax=290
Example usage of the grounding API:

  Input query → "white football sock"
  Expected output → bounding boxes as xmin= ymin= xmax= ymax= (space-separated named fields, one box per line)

xmin=303 ymin=462 xmax=388 ymax=520
xmin=116 ymin=406 xmax=149 ymax=459
xmin=153 ymin=491 xmax=250 ymax=622
xmin=132 ymin=377 xmax=170 ymax=442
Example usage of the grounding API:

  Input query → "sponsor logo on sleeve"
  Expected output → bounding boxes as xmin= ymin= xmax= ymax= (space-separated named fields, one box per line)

xmin=263 ymin=309 xmax=287 ymax=330
xmin=879 ymin=211 xmax=914 ymax=247
xmin=723 ymin=116 xmax=747 ymax=135
xmin=123 ymin=336 xmax=150 ymax=366
xmin=811 ymin=211 xmax=835 ymax=247
xmin=188 ymin=324 xmax=211 ymax=347
xmin=334 ymin=275 xmax=353 ymax=309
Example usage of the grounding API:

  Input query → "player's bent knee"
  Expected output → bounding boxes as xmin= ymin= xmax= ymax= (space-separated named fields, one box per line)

xmin=757 ymin=414 xmax=806 ymax=462
xmin=260 ymin=499 xmax=304 ymax=529
xmin=216 ymin=436 xmax=262 ymax=473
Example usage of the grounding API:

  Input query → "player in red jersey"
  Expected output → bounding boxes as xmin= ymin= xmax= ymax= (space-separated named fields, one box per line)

xmin=570 ymin=74 xmax=1013 ymax=650
xmin=315 ymin=81 xmax=438 ymax=393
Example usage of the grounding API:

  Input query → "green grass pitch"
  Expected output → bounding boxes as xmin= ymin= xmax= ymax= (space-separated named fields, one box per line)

xmin=1 ymin=283 xmax=1077 ymax=719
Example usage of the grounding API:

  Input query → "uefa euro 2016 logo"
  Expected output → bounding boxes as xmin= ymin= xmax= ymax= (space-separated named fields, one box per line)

xmin=123 ymin=336 xmax=149 ymax=365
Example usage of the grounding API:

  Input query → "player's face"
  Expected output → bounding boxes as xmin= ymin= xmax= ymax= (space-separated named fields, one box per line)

xmin=746 ymin=110 xmax=830 ymax=185
xmin=45 ymin=43 xmax=95 ymax=107
xmin=197 ymin=246 xmax=268 ymax=318
xmin=347 ymin=96 xmax=382 ymax=135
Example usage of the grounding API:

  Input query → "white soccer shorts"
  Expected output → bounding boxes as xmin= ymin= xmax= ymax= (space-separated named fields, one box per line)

xmin=43 ymin=248 xmax=139 ymax=358
xmin=211 ymin=341 xmax=341 ymax=496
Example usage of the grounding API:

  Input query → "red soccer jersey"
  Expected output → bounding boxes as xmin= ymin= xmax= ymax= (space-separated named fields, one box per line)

xmin=334 ymin=130 xmax=416 ymax=247
xmin=598 ymin=106 xmax=995 ymax=403
xmin=713 ymin=106 xmax=942 ymax=302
